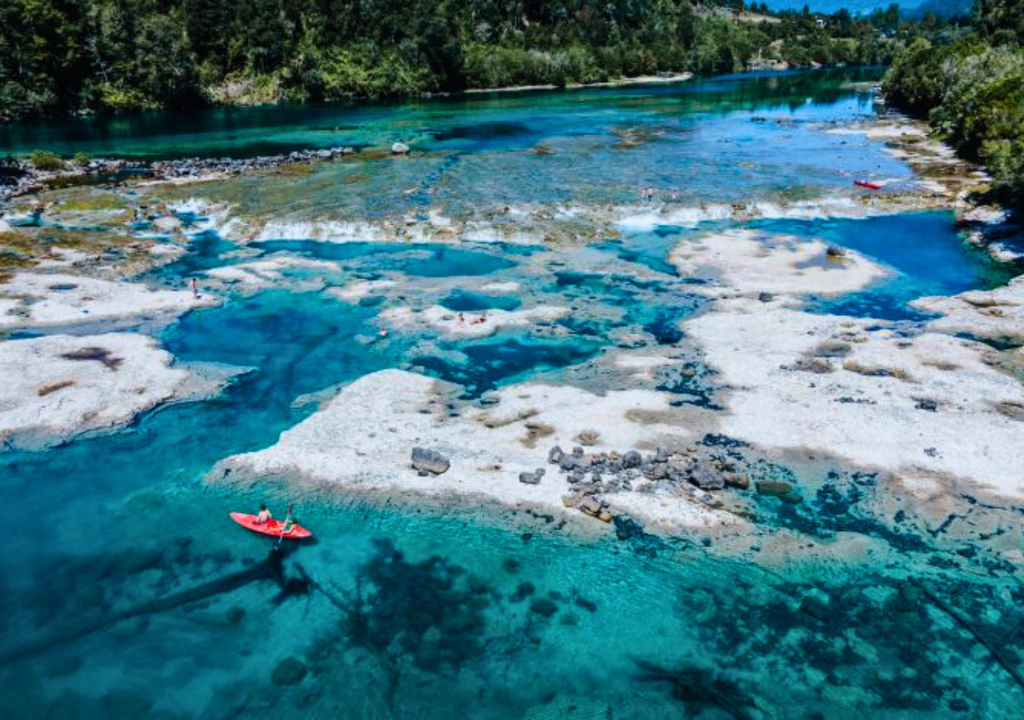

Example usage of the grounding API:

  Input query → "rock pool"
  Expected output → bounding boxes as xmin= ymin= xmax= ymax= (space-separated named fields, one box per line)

xmin=2 ymin=70 xmax=1024 ymax=719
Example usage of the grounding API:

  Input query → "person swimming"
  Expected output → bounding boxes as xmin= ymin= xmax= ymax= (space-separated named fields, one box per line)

xmin=255 ymin=503 xmax=272 ymax=525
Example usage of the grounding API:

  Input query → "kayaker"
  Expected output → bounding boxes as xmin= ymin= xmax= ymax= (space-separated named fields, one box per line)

xmin=281 ymin=516 xmax=296 ymax=534
xmin=256 ymin=503 xmax=272 ymax=525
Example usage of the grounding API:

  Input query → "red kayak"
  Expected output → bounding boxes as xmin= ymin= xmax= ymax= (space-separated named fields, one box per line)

xmin=230 ymin=512 xmax=312 ymax=539
xmin=854 ymin=179 xmax=883 ymax=190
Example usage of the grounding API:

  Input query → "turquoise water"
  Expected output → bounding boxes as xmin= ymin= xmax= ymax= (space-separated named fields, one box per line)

xmin=252 ymin=240 xmax=516 ymax=277
xmin=1 ymin=70 xmax=880 ymax=161
xmin=764 ymin=212 xmax=1021 ymax=320
xmin=2 ymin=70 xmax=1024 ymax=718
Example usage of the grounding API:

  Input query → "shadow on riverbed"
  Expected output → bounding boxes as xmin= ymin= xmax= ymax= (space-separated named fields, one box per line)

xmin=0 ymin=546 xmax=311 ymax=666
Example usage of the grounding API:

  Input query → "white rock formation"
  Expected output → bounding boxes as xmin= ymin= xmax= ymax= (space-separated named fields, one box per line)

xmin=0 ymin=333 xmax=230 ymax=449
xmin=687 ymin=300 xmax=1024 ymax=496
xmin=326 ymin=279 xmax=397 ymax=303
xmin=669 ymin=229 xmax=889 ymax=297
xmin=0 ymin=273 xmax=217 ymax=329
xmin=912 ymin=275 xmax=1024 ymax=343
xmin=480 ymin=281 xmax=522 ymax=294
xmin=382 ymin=304 xmax=569 ymax=338
xmin=211 ymin=369 xmax=732 ymax=530
xmin=205 ymin=256 xmax=340 ymax=289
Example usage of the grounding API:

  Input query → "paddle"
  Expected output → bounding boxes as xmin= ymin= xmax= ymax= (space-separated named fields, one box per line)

xmin=276 ymin=503 xmax=293 ymax=549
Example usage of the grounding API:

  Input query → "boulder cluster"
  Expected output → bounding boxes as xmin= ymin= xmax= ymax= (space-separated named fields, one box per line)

xmin=0 ymin=158 xmax=134 ymax=201
xmin=1 ymin=147 xmax=366 ymax=201
xmin=547 ymin=444 xmax=750 ymax=521
xmin=152 ymin=147 xmax=356 ymax=179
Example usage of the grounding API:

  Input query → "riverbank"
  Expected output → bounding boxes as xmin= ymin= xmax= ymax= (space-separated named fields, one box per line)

xmin=462 ymin=72 xmax=694 ymax=96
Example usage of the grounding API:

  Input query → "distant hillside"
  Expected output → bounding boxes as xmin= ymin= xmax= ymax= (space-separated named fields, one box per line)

xmin=908 ymin=0 xmax=973 ymax=19
xmin=761 ymin=0 xmax=972 ymax=15
xmin=0 ymin=0 xmax=904 ymax=121
xmin=761 ymin=0 xmax=922 ymax=13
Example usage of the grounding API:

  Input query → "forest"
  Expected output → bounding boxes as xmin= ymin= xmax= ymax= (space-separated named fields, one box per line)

xmin=0 ymin=0 xmax=909 ymax=120
xmin=883 ymin=0 xmax=1024 ymax=205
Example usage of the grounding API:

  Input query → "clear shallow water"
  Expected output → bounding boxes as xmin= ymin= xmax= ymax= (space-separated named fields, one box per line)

xmin=1 ymin=70 xmax=880 ymax=161
xmin=764 ymin=212 xmax=1021 ymax=320
xmin=252 ymin=239 xmax=517 ymax=277
xmin=2 ymin=70 xmax=1024 ymax=718
xmin=101 ymin=69 xmax=908 ymax=226
xmin=602 ymin=210 xmax=1020 ymax=320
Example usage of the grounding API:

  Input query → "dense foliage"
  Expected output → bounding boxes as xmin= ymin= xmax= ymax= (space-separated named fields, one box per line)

xmin=883 ymin=0 xmax=1024 ymax=205
xmin=1 ymin=0 xmax=903 ymax=120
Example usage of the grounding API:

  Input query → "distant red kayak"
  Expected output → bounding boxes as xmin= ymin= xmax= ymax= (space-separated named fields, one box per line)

xmin=854 ymin=180 xmax=883 ymax=190
xmin=230 ymin=512 xmax=312 ymax=539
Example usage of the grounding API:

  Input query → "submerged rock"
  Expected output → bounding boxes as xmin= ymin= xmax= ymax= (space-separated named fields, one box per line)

xmin=271 ymin=657 xmax=307 ymax=686
xmin=411 ymin=447 xmax=450 ymax=475
xmin=612 ymin=514 xmax=645 ymax=541
xmin=530 ymin=598 xmax=558 ymax=617
xmin=510 ymin=582 xmax=535 ymax=602
xmin=800 ymin=589 xmax=832 ymax=621
xmin=756 ymin=480 xmax=794 ymax=497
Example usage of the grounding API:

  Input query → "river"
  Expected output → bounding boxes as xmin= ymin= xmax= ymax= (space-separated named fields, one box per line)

xmin=1 ymin=69 xmax=1023 ymax=718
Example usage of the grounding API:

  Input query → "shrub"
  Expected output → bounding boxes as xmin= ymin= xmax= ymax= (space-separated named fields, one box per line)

xmin=73 ymin=152 xmax=91 ymax=167
xmin=885 ymin=38 xmax=1024 ymax=208
xmin=29 ymin=151 xmax=64 ymax=171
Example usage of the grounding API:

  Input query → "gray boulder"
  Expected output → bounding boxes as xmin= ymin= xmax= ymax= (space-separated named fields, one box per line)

xmin=689 ymin=462 xmax=725 ymax=491
xmin=579 ymin=496 xmax=602 ymax=516
xmin=622 ymin=450 xmax=643 ymax=469
xmin=519 ymin=468 xmax=545 ymax=485
xmin=411 ymin=447 xmax=450 ymax=475
xmin=644 ymin=463 xmax=668 ymax=481
xmin=548 ymin=445 xmax=565 ymax=464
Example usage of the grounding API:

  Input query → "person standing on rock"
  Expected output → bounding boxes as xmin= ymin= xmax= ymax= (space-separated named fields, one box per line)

xmin=189 ymin=277 xmax=199 ymax=298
